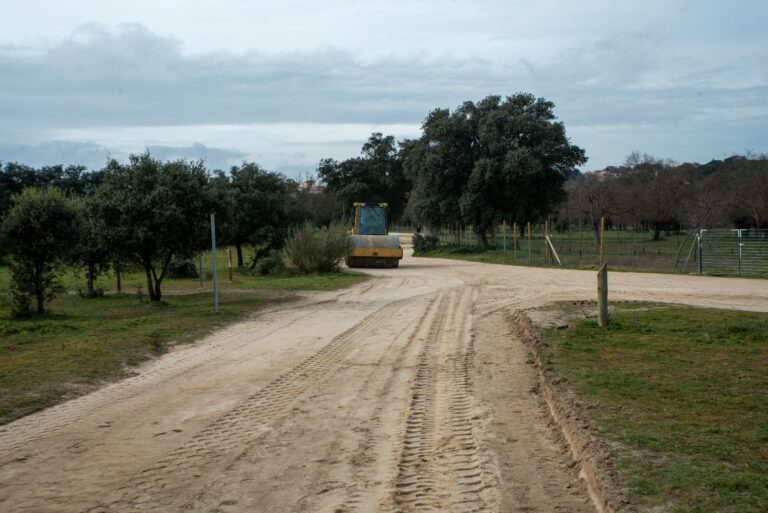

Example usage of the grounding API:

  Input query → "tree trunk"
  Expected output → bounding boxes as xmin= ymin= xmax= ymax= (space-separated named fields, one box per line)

xmin=474 ymin=224 xmax=489 ymax=248
xmin=144 ymin=265 xmax=159 ymax=301
xmin=115 ymin=260 xmax=122 ymax=294
xmin=593 ymin=218 xmax=601 ymax=245
xmin=236 ymin=243 xmax=244 ymax=267
xmin=652 ymin=224 xmax=661 ymax=241
xmin=86 ymin=261 xmax=95 ymax=296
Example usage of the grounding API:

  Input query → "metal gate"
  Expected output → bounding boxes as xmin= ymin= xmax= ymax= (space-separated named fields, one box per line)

xmin=695 ymin=229 xmax=768 ymax=276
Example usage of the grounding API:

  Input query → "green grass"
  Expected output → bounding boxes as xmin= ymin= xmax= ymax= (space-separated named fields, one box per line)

xmin=416 ymin=245 xmax=680 ymax=274
xmin=543 ymin=303 xmax=768 ymax=512
xmin=0 ymin=262 xmax=368 ymax=425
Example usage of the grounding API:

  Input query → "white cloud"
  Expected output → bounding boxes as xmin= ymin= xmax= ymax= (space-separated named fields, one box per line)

xmin=0 ymin=1 xmax=767 ymax=172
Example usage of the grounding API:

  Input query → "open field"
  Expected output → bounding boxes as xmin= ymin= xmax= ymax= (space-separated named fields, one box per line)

xmin=0 ymin=252 xmax=766 ymax=512
xmin=539 ymin=302 xmax=768 ymax=513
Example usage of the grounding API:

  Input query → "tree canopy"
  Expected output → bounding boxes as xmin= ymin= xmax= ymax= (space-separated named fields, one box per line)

xmin=318 ymin=133 xmax=410 ymax=223
xmin=92 ymin=153 xmax=211 ymax=301
xmin=404 ymin=94 xmax=586 ymax=246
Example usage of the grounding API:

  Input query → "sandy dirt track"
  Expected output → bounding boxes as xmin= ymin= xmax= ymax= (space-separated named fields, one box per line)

xmin=1 ymin=253 xmax=766 ymax=512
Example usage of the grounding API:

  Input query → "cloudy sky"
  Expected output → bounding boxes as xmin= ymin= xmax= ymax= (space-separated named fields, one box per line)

xmin=1 ymin=0 xmax=766 ymax=177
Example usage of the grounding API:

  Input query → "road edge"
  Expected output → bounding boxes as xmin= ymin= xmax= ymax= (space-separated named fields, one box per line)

xmin=507 ymin=309 xmax=635 ymax=513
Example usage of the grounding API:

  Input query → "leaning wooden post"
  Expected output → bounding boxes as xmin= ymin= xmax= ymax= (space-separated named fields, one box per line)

xmin=527 ymin=221 xmax=532 ymax=265
xmin=598 ymin=262 xmax=608 ymax=327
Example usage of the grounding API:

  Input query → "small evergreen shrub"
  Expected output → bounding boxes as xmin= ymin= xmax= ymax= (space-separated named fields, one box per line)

xmin=253 ymin=250 xmax=286 ymax=276
xmin=413 ymin=233 xmax=440 ymax=254
xmin=284 ymin=222 xmax=351 ymax=273
xmin=166 ymin=259 xmax=199 ymax=279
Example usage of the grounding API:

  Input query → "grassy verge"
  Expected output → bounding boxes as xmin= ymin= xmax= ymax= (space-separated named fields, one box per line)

xmin=0 ymin=268 xmax=368 ymax=425
xmin=415 ymin=246 xmax=675 ymax=274
xmin=541 ymin=303 xmax=768 ymax=512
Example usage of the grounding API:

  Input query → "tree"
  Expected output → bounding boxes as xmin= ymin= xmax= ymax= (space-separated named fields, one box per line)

xmin=72 ymin=196 xmax=112 ymax=297
xmin=1 ymin=187 xmax=80 ymax=315
xmin=93 ymin=153 xmax=211 ymax=302
xmin=620 ymin=153 xmax=686 ymax=240
xmin=318 ymin=133 xmax=410 ymax=224
xmin=405 ymin=94 xmax=586 ymax=247
xmin=723 ymin=155 xmax=768 ymax=228
xmin=226 ymin=163 xmax=288 ymax=267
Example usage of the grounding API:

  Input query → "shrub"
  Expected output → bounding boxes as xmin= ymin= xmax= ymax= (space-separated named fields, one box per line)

xmin=413 ymin=233 xmax=440 ymax=254
xmin=284 ymin=222 xmax=351 ymax=273
xmin=166 ymin=259 xmax=199 ymax=279
xmin=77 ymin=287 xmax=105 ymax=298
xmin=252 ymin=250 xmax=286 ymax=276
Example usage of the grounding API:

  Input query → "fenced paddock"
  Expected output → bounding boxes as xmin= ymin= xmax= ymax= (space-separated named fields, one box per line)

xmin=409 ymin=224 xmax=768 ymax=278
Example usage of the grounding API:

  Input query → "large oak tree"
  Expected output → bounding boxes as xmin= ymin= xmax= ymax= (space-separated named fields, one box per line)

xmin=404 ymin=94 xmax=586 ymax=247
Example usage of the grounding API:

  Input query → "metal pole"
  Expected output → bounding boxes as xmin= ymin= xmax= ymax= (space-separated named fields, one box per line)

xmin=738 ymin=229 xmax=743 ymax=276
xmin=211 ymin=213 xmax=219 ymax=312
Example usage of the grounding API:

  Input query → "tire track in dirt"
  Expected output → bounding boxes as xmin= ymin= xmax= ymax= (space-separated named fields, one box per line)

xmin=390 ymin=291 xmax=452 ymax=511
xmin=334 ymin=293 xmax=445 ymax=513
xmin=89 ymin=296 xmax=419 ymax=512
xmin=0 ymin=301 xmax=340 ymax=462
xmin=390 ymin=287 xmax=500 ymax=513
xmin=292 ymin=294 xmax=439 ymax=513
xmin=442 ymin=288 xmax=498 ymax=512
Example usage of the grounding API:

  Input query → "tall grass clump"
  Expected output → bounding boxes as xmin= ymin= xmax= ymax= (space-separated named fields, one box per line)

xmin=284 ymin=222 xmax=351 ymax=273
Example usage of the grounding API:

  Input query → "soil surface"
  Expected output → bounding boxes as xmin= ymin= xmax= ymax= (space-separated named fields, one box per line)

xmin=1 ymin=252 xmax=766 ymax=513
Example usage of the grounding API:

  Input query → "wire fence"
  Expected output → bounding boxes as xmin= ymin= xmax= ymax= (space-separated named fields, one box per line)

xmin=405 ymin=223 xmax=768 ymax=277
xmin=686 ymin=229 xmax=768 ymax=276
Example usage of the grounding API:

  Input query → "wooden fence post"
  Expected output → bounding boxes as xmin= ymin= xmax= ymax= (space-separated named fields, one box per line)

xmin=598 ymin=262 xmax=608 ymax=326
xmin=502 ymin=220 xmax=506 ymax=252
xmin=227 ymin=247 xmax=233 ymax=281
xmin=527 ymin=221 xmax=532 ymax=265
xmin=600 ymin=215 xmax=606 ymax=266
xmin=513 ymin=222 xmax=517 ymax=261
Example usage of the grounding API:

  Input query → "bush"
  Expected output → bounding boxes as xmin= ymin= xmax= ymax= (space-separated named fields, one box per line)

xmin=284 ymin=222 xmax=351 ymax=273
xmin=413 ymin=233 xmax=440 ymax=254
xmin=77 ymin=287 xmax=106 ymax=298
xmin=166 ymin=259 xmax=199 ymax=279
xmin=252 ymin=250 xmax=286 ymax=276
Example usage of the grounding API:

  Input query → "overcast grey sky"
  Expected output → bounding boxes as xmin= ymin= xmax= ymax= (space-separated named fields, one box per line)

xmin=1 ymin=0 xmax=766 ymax=176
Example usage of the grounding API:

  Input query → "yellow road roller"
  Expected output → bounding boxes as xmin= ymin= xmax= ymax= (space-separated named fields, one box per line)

xmin=346 ymin=202 xmax=403 ymax=268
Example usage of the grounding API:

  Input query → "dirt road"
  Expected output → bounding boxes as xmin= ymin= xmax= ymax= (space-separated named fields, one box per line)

xmin=1 ymin=254 xmax=766 ymax=512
